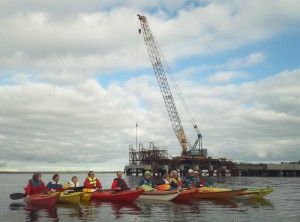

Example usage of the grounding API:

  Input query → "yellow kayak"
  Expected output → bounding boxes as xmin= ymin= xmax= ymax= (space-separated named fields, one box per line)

xmin=59 ymin=191 xmax=82 ymax=204
xmin=200 ymin=187 xmax=231 ymax=192
xmin=238 ymin=187 xmax=273 ymax=199
xmin=81 ymin=188 xmax=95 ymax=202
xmin=199 ymin=186 xmax=273 ymax=199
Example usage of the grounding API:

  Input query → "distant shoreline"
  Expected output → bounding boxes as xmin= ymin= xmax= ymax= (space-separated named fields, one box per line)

xmin=0 ymin=171 xmax=117 ymax=174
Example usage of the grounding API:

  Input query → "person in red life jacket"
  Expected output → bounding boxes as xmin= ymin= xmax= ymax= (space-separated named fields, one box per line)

xmin=111 ymin=171 xmax=130 ymax=191
xmin=194 ymin=170 xmax=214 ymax=187
xmin=84 ymin=171 xmax=102 ymax=190
xmin=63 ymin=176 xmax=80 ymax=189
xmin=24 ymin=172 xmax=47 ymax=196
xmin=47 ymin=174 xmax=64 ymax=191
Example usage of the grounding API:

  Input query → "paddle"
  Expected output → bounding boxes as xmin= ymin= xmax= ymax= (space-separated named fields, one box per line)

xmin=10 ymin=193 xmax=26 ymax=200
xmin=72 ymin=186 xmax=85 ymax=192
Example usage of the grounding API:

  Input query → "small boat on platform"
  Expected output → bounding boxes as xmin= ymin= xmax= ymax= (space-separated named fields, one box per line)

xmin=237 ymin=187 xmax=273 ymax=199
xmin=25 ymin=192 xmax=60 ymax=206
xmin=92 ymin=189 xmax=144 ymax=202
xmin=193 ymin=188 xmax=245 ymax=200
xmin=59 ymin=191 xmax=82 ymax=204
xmin=138 ymin=190 xmax=179 ymax=201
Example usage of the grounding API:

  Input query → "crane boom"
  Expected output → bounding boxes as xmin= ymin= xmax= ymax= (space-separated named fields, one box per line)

xmin=138 ymin=14 xmax=202 ymax=155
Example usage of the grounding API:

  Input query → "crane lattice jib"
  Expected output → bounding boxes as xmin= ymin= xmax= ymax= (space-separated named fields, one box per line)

xmin=138 ymin=14 xmax=188 ymax=154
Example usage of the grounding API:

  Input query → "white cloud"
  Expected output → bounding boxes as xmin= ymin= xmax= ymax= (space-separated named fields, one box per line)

xmin=208 ymin=71 xmax=247 ymax=83
xmin=1 ymin=1 xmax=300 ymax=171
xmin=225 ymin=52 xmax=266 ymax=69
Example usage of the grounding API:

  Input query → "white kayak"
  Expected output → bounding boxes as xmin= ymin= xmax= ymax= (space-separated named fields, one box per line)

xmin=138 ymin=190 xmax=179 ymax=201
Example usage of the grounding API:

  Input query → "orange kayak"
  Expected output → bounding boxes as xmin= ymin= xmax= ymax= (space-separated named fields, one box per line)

xmin=193 ymin=188 xmax=246 ymax=200
xmin=25 ymin=192 xmax=60 ymax=206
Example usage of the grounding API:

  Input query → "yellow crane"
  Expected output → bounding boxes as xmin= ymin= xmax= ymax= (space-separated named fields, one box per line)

xmin=137 ymin=14 xmax=205 ymax=157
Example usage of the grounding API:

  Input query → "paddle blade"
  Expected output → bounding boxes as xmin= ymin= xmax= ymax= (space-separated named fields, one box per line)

xmin=10 ymin=193 xmax=26 ymax=200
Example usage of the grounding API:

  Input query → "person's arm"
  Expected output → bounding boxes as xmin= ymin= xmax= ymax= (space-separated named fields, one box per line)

xmin=96 ymin=179 xmax=102 ymax=188
xmin=84 ymin=178 xmax=92 ymax=188
xmin=44 ymin=182 xmax=51 ymax=189
xmin=124 ymin=180 xmax=130 ymax=189
xmin=170 ymin=179 xmax=178 ymax=188
xmin=111 ymin=179 xmax=118 ymax=189
xmin=200 ymin=179 xmax=206 ymax=185
xmin=24 ymin=182 xmax=31 ymax=196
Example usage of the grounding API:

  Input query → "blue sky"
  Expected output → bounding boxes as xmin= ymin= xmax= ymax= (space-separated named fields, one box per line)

xmin=0 ymin=0 xmax=300 ymax=172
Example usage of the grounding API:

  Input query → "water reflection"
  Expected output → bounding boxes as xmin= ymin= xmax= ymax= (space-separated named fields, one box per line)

xmin=91 ymin=199 xmax=141 ymax=219
xmin=236 ymin=198 xmax=274 ymax=208
xmin=24 ymin=203 xmax=58 ymax=221
xmin=191 ymin=199 xmax=240 ymax=208
xmin=8 ymin=197 xmax=274 ymax=221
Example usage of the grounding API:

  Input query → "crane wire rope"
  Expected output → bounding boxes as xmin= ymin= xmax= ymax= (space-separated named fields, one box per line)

xmin=135 ymin=19 xmax=140 ymax=149
xmin=150 ymin=30 xmax=201 ymax=145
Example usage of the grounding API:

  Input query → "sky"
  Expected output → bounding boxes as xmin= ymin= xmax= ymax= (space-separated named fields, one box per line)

xmin=0 ymin=0 xmax=300 ymax=172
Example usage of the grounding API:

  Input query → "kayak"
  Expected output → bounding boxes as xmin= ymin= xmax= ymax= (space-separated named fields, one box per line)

xmin=81 ymin=192 xmax=92 ymax=202
xmin=59 ymin=191 xmax=82 ymax=204
xmin=25 ymin=192 xmax=60 ymax=206
xmin=173 ymin=189 xmax=198 ymax=201
xmin=138 ymin=190 xmax=179 ymax=201
xmin=193 ymin=188 xmax=246 ymax=199
xmin=238 ymin=187 xmax=273 ymax=199
xmin=92 ymin=189 xmax=144 ymax=202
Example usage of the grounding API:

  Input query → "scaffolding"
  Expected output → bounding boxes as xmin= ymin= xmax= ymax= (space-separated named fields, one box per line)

xmin=128 ymin=142 xmax=169 ymax=173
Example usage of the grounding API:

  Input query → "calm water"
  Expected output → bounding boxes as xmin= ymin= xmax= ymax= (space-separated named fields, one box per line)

xmin=1 ymin=173 xmax=299 ymax=221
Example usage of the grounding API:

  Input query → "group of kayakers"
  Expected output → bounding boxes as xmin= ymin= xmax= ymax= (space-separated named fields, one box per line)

xmin=137 ymin=169 xmax=208 ymax=190
xmin=24 ymin=169 xmax=208 ymax=196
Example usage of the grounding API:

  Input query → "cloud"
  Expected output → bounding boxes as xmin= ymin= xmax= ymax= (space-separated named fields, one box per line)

xmin=225 ymin=52 xmax=266 ymax=69
xmin=208 ymin=71 xmax=247 ymax=83
xmin=1 ymin=1 xmax=300 ymax=171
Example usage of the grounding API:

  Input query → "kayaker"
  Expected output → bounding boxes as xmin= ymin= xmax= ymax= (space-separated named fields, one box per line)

xmin=170 ymin=170 xmax=182 ymax=189
xmin=194 ymin=171 xmax=206 ymax=187
xmin=159 ymin=173 xmax=177 ymax=190
xmin=24 ymin=172 xmax=47 ymax=196
xmin=63 ymin=176 xmax=80 ymax=189
xmin=137 ymin=171 xmax=154 ymax=190
xmin=84 ymin=171 xmax=102 ymax=190
xmin=111 ymin=171 xmax=130 ymax=191
xmin=182 ymin=169 xmax=197 ymax=188
xmin=47 ymin=174 xmax=63 ymax=190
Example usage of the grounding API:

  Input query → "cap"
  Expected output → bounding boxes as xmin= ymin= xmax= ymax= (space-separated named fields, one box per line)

xmin=188 ymin=169 xmax=194 ymax=173
xmin=144 ymin=171 xmax=151 ymax=175
xmin=194 ymin=171 xmax=199 ymax=174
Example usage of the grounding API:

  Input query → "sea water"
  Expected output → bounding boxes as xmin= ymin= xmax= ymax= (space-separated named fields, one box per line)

xmin=1 ymin=173 xmax=299 ymax=221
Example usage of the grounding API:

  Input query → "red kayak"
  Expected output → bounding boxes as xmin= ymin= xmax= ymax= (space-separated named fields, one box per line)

xmin=25 ymin=193 xmax=60 ymax=206
xmin=173 ymin=189 xmax=198 ymax=201
xmin=193 ymin=188 xmax=246 ymax=200
xmin=92 ymin=189 xmax=144 ymax=202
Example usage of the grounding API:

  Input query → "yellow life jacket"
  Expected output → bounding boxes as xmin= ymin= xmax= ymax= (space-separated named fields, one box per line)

xmin=87 ymin=177 xmax=97 ymax=187
xmin=170 ymin=177 xmax=182 ymax=186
